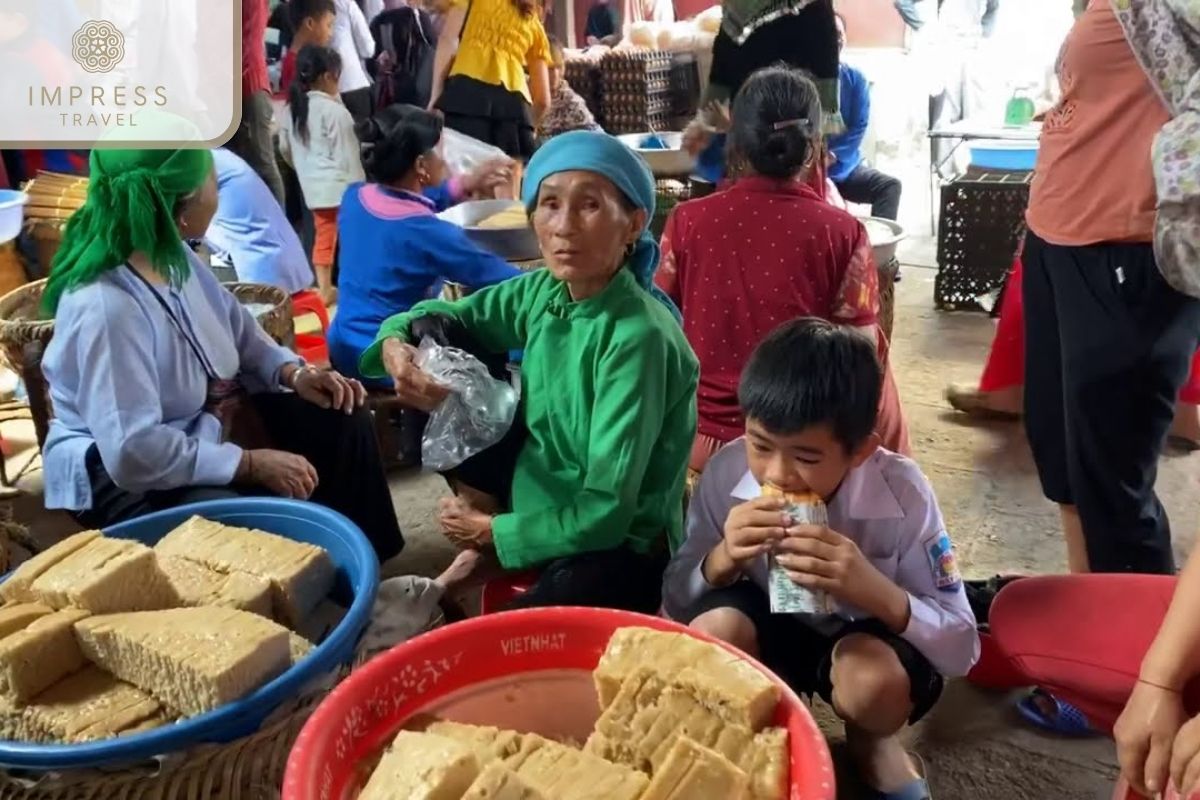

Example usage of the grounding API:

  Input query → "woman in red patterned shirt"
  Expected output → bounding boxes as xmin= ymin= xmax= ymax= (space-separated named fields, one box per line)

xmin=657 ymin=67 xmax=909 ymax=475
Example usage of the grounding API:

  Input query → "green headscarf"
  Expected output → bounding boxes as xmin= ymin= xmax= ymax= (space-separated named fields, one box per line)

xmin=43 ymin=148 xmax=214 ymax=313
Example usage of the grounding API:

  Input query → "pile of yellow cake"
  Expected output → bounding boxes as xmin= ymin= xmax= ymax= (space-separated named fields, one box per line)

xmin=0 ymin=516 xmax=335 ymax=744
xmin=474 ymin=205 xmax=529 ymax=230
xmin=359 ymin=627 xmax=790 ymax=800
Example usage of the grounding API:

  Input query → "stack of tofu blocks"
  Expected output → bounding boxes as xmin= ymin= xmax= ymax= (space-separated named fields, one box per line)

xmin=359 ymin=627 xmax=789 ymax=800
xmin=0 ymin=516 xmax=334 ymax=744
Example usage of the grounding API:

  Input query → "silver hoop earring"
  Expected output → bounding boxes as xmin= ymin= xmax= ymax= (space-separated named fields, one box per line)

xmin=624 ymin=242 xmax=636 ymax=258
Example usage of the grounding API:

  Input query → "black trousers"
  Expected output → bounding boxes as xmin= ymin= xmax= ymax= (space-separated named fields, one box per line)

xmin=76 ymin=393 xmax=405 ymax=563
xmin=504 ymin=546 xmax=668 ymax=614
xmin=1023 ymin=232 xmax=1200 ymax=574
xmin=835 ymin=164 xmax=902 ymax=221
xmin=226 ymin=90 xmax=286 ymax=206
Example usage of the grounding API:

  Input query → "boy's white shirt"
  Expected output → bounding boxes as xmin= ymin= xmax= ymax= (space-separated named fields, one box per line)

xmin=278 ymin=92 xmax=366 ymax=210
xmin=662 ymin=439 xmax=981 ymax=679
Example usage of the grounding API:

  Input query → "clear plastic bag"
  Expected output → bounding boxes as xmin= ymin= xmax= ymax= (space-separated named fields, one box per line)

xmin=417 ymin=337 xmax=518 ymax=471
xmin=441 ymin=128 xmax=508 ymax=178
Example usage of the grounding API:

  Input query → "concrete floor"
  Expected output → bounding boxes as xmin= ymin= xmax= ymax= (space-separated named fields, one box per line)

xmin=4 ymin=235 xmax=1198 ymax=798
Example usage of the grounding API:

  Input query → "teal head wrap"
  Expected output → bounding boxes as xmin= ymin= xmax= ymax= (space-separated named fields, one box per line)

xmin=522 ymin=131 xmax=681 ymax=322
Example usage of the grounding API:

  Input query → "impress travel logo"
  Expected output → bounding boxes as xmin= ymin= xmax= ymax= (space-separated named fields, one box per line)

xmin=1 ymin=0 xmax=240 ymax=147
xmin=71 ymin=20 xmax=125 ymax=74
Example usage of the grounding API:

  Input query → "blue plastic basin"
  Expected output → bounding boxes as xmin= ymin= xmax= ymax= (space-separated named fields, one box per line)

xmin=968 ymin=139 xmax=1039 ymax=171
xmin=0 ymin=498 xmax=380 ymax=771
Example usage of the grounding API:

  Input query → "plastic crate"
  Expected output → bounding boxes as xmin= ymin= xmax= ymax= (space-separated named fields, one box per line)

xmin=669 ymin=52 xmax=700 ymax=120
xmin=935 ymin=172 xmax=1031 ymax=311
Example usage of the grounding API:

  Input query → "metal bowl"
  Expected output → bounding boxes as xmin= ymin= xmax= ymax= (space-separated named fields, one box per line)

xmin=860 ymin=216 xmax=907 ymax=265
xmin=436 ymin=199 xmax=540 ymax=263
xmin=617 ymin=132 xmax=695 ymax=178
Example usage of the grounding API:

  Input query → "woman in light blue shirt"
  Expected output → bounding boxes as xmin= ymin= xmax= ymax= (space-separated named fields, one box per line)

xmin=204 ymin=148 xmax=314 ymax=295
xmin=41 ymin=147 xmax=404 ymax=561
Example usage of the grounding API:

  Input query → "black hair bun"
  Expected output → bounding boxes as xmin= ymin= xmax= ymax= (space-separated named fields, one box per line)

xmin=356 ymin=116 xmax=384 ymax=144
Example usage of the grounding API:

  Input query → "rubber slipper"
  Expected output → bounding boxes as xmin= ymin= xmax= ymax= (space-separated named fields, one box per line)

xmin=1016 ymin=688 xmax=1097 ymax=736
xmin=863 ymin=752 xmax=932 ymax=800
xmin=863 ymin=778 xmax=931 ymax=800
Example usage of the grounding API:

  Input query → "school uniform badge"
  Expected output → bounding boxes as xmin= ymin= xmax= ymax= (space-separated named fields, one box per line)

xmin=926 ymin=532 xmax=961 ymax=591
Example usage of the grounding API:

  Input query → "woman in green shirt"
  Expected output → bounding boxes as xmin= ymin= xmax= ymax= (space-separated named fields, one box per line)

xmin=361 ymin=131 xmax=699 ymax=613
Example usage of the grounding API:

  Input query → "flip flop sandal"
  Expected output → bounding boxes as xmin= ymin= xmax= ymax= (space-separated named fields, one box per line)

xmin=1167 ymin=434 xmax=1200 ymax=453
xmin=944 ymin=386 xmax=1021 ymax=421
xmin=1016 ymin=688 xmax=1098 ymax=737
xmin=863 ymin=752 xmax=932 ymax=800
xmin=864 ymin=780 xmax=932 ymax=800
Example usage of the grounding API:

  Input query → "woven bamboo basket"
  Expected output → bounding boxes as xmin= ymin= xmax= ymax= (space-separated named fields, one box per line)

xmin=0 ymin=281 xmax=54 ymax=448
xmin=223 ymin=283 xmax=295 ymax=349
xmin=20 ymin=172 xmax=84 ymax=279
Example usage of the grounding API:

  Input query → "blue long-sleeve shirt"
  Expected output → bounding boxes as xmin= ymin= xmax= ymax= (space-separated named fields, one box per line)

xmin=327 ymin=181 xmax=524 ymax=386
xmin=41 ymin=252 xmax=301 ymax=512
xmin=205 ymin=148 xmax=314 ymax=295
xmin=828 ymin=63 xmax=871 ymax=184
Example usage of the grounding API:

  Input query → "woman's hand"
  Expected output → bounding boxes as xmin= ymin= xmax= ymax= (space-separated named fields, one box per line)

xmin=382 ymin=338 xmax=451 ymax=411
xmin=292 ymin=366 xmax=367 ymax=414
xmin=682 ymin=118 xmax=712 ymax=156
xmin=242 ymin=449 xmax=319 ymax=499
xmin=438 ymin=496 xmax=494 ymax=549
xmin=463 ymin=158 xmax=516 ymax=198
xmin=1115 ymin=680 xmax=1190 ymax=797
xmin=1172 ymin=713 xmax=1200 ymax=798
xmin=706 ymin=101 xmax=732 ymax=134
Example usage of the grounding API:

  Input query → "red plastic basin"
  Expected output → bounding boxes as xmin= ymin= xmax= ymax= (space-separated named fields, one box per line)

xmin=284 ymin=608 xmax=836 ymax=800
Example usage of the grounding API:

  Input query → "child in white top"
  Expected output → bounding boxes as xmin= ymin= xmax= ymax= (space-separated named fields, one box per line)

xmin=280 ymin=45 xmax=366 ymax=305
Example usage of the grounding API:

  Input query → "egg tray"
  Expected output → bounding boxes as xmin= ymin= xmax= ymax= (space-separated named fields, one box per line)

xmin=603 ymin=110 xmax=673 ymax=136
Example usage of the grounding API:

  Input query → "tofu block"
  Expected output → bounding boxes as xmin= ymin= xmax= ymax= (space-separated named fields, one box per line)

xmin=28 ymin=537 xmax=179 ymax=614
xmin=74 ymin=607 xmax=290 ymax=716
xmin=155 ymin=516 xmax=334 ymax=627
xmin=288 ymin=633 xmax=314 ymax=665
xmin=159 ymin=556 xmax=273 ymax=618
xmin=0 ymin=603 xmax=53 ymax=641
xmin=587 ymin=668 xmax=787 ymax=800
xmin=23 ymin=666 xmax=164 ymax=743
xmin=0 ymin=608 xmax=89 ymax=702
xmin=595 ymin=627 xmax=779 ymax=730
xmin=639 ymin=736 xmax=749 ymax=800
xmin=504 ymin=734 xmax=648 ymax=800
xmin=743 ymin=726 xmax=788 ymax=800
xmin=421 ymin=719 xmax=525 ymax=765
xmin=0 ymin=670 xmax=171 ymax=744
xmin=462 ymin=762 xmax=548 ymax=800
xmin=359 ymin=730 xmax=481 ymax=800
xmin=0 ymin=531 xmax=101 ymax=603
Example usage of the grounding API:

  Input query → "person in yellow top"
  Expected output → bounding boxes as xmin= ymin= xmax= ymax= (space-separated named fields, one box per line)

xmin=429 ymin=0 xmax=552 ymax=160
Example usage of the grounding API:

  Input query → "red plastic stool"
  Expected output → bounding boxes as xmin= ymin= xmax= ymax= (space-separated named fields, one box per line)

xmin=479 ymin=571 xmax=540 ymax=615
xmin=292 ymin=290 xmax=331 ymax=366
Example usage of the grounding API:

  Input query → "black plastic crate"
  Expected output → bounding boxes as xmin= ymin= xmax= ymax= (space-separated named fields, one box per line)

xmin=935 ymin=171 xmax=1031 ymax=311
